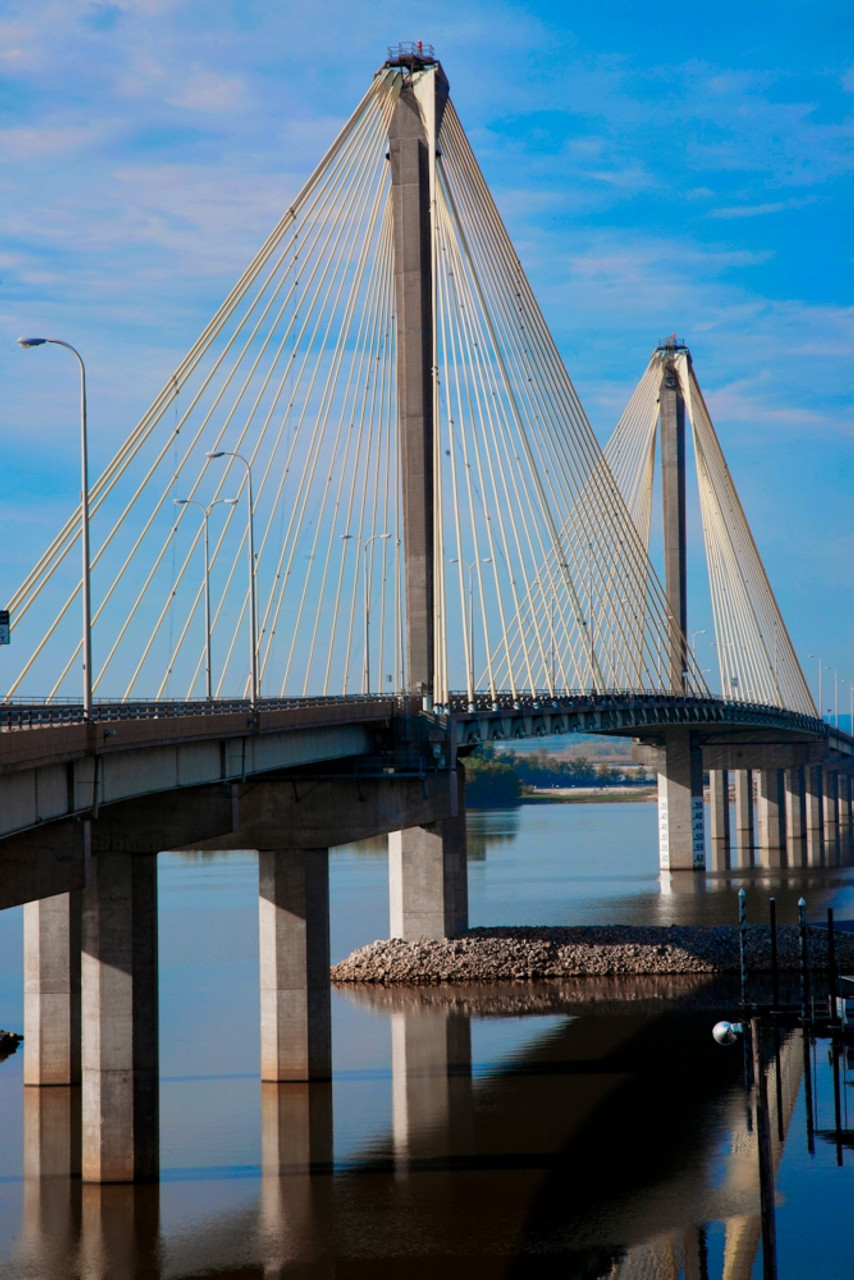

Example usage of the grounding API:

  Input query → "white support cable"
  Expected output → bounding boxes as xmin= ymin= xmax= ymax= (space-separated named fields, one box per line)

xmin=437 ymin=113 xmax=691 ymax=696
xmin=9 ymin=81 xmax=386 ymax=635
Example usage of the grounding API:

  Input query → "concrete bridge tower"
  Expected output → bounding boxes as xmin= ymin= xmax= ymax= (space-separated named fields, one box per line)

xmin=656 ymin=338 xmax=705 ymax=871
xmin=388 ymin=47 xmax=448 ymax=708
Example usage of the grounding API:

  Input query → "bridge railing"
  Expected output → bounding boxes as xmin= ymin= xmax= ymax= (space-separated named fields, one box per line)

xmin=0 ymin=688 xmax=830 ymax=741
xmin=0 ymin=692 xmax=406 ymax=731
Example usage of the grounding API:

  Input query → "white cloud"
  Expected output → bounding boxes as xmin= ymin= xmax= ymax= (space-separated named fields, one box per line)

xmin=168 ymin=70 xmax=246 ymax=113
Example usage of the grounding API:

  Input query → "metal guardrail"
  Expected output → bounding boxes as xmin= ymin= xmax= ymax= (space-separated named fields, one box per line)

xmin=435 ymin=690 xmax=830 ymax=740
xmin=0 ymin=688 xmax=830 ymax=741
xmin=0 ymin=693 xmax=401 ymax=731
xmin=386 ymin=41 xmax=436 ymax=63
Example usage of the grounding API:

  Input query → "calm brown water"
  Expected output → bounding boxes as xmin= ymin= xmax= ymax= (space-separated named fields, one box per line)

xmin=0 ymin=800 xmax=852 ymax=1278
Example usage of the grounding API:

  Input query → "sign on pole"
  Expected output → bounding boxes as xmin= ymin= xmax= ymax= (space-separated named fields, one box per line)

xmin=0 ymin=610 xmax=10 ymax=645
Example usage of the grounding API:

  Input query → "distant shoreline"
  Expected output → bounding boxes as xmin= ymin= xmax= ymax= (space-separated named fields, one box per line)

xmin=521 ymin=786 xmax=657 ymax=805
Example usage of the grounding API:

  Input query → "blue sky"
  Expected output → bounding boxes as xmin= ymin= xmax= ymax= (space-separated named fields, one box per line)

xmin=2 ymin=0 xmax=852 ymax=708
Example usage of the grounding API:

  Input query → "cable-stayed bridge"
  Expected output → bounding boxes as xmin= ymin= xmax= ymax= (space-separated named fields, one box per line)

xmin=3 ymin=45 xmax=852 ymax=1183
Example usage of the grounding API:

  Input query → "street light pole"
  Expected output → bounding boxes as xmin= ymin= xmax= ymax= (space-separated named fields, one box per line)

xmin=587 ymin=541 xmax=596 ymax=692
xmin=18 ymin=337 xmax=92 ymax=716
xmin=342 ymin=533 xmax=390 ymax=694
xmin=831 ymin=666 xmax=839 ymax=726
xmin=450 ymin=556 xmax=491 ymax=708
xmin=206 ymin=451 xmax=258 ymax=707
xmin=808 ymin=654 xmax=823 ymax=721
xmin=174 ymin=497 xmax=238 ymax=698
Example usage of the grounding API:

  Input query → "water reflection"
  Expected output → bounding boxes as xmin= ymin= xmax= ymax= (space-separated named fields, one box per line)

xmin=10 ymin=975 xmax=845 ymax=1279
xmin=3 ymin=802 xmax=854 ymax=1278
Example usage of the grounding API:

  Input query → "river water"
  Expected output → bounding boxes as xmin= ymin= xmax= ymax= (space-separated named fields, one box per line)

xmin=1 ymin=799 xmax=853 ymax=1278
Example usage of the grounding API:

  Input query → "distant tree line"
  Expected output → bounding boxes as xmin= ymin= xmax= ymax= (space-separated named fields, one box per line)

xmin=463 ymin=743 xmax=653 ymax=807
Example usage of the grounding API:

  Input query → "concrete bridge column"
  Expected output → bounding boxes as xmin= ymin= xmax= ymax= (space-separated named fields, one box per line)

xmin=823 ymin=771 xmax=840 ymax=845
xmin=259 ymin=848 xmax=331 ymax=1082
xmin=708 ymin=769 xmax=731 ymax=872
xmin=24 ymin=890 xmax=81 ymax=1086
xmin=756 ymin=769 xmax=785 ymax=868
xmin=839 ymin=774 xmax=852 ymax=830
xmin=389 ymin=808 xmax=468 ymax=940
xmin=81 ymin=850 xmax=159 ymax=1183
xmin=657 ymin=729 xmax=705 ymax=871
xmin=733 ymin=770 xmax=754 ymax=868
xmin=804 ymin=766 xmax=823 ymax=866
xmin=784 ymin=767 xmax=805 ymax=867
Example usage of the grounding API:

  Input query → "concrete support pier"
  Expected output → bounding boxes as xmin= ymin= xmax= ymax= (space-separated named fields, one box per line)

xmin=756 ymin=769 xmax=785 ymax=868
xmin=839 ymin=774 xmax=852 ymax=830
xmin=708 ymin=769 xmax=731 ymax=872
xmin=24 ymin=890 xmax=81 ymax=1086
xmin=804 ymin=765 xmax=823 ymax=866
xmin=784 ymin=767 xmax=805 ymax=866
xmin=657 ymin=729 xmax=705 ymax=870
xmin=81 ymin=851 xmax=159 ymax=1183
xmin=390 ymin=808 xmax=468 ymax=939
xmin=734 ymin=770 xmax=754 ymax=868
xmin=259 ymin=848 xmax=331 ymax=1082
xmin=822 ymin=771 xmax=839 ymax=845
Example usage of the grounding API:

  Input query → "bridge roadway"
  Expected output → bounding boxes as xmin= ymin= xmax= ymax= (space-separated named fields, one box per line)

xmin=2 ymin=688 xmax=852 ymax=1183
xmin=1 ymin=688 xmax=850 ymax=887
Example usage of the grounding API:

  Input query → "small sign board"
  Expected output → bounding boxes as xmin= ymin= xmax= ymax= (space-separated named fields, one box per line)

xmin=0 ymin=610 xmax=9 ymax=645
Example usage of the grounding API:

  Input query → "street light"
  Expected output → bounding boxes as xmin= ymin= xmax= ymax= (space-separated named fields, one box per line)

xmin=173 ymin=497 xmax=238 ymax=698
xmin=826 ymin=664 xmax=839 ymax=726
xmin=690 ymin=628 xmax=706 ymax=652
xmin=842 ymin=679 xmax=854 ymax=736
xmin=450 ymin=556 xmax=492 ymax=708
xmin=206 ymin=451 xmax=258 ymax=707
xmin=341 ymin=533 xmax=391 ymax=694
xmin=17 ymin=337 xmax=92 ymax=717
xmin=807 ymin=654 xmax=823 ymax=721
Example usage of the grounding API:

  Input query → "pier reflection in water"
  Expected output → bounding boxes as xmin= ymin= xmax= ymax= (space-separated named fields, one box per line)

xmin=1 ymin=801 xmax=853 ymax=1277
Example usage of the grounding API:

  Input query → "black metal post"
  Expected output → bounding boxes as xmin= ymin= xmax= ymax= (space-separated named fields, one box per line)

xmin=751 ymin=1015 xmax=778 ymax=1280
xmin=827 ymin=906 xmax=838 ymax=1024
xmin=769 ymin=897 xmax=779 ymax=1011
xmin=798 ymin=896 xmax=810 ymax=1024
xmin=801 ymin=1023 xmax=815 ymax=1156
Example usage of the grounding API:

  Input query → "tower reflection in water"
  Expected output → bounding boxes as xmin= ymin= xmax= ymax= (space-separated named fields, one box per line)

xmin=13 ymin=971 xmax=845 ymax=1280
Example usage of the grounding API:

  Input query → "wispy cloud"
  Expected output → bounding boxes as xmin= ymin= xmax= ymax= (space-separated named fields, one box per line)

xmin=710 ymin=196 xmax=818 ymax=218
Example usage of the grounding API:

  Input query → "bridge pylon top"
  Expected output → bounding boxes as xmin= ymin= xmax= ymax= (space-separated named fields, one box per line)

xmin=385 ymin=42 xmax=439 ymax=71
xmin=656 ymin=334 xmax=689 ymax=354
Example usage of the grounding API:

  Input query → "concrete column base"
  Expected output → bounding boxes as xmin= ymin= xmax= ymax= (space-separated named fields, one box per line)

xmin=389 ymin=805 xmax=468 ymax=939
xmin=708 ymin=769 xmax=731 ymax=872
xmin=733 ymin=770 xmax=754 ymax=869
xmin=24 ymin=891 xmax=81 ymax=1086
xmin=259 ymin=848 xmax=331 ymax=1082
xmin=784 ymin=767 xmax=805 ymax=867
xmin=804 ymin=765 xmax=823 ymax=867
xmin=81 ymin=851 xmax=159 ymax=1183
xmin=757 ymin=769 xmax=785 ymax=868
xmin=657 ymin=729 xmax=705 ymax=871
